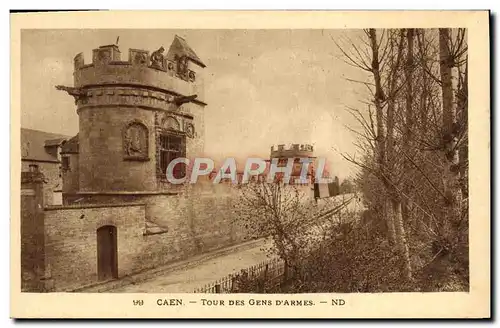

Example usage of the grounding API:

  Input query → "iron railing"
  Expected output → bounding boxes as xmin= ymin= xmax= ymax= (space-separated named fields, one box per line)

xmin=193 ymin=257 xmax=286 ymax=293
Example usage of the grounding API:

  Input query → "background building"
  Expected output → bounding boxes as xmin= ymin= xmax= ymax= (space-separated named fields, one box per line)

xmin=21 ymin=128 xmax=70 ymax=205
xmin=270 ymin=143 xmax=316 ymax=184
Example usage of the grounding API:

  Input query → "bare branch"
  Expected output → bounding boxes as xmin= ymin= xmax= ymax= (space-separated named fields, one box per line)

xmin=332 ymin=36 xmax=372 ymax=72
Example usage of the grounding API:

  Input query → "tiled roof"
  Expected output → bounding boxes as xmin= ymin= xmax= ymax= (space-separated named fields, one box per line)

xmin=21 ymin=128 xmax=72 ymax=162
xmin=61 ymin=134 xmax=79 ymax=154
xmin=166 ymin=35 xmax=206 ymax=68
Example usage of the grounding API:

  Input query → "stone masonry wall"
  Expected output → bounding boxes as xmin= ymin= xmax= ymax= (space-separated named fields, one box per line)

xmin=21 ymin=172 xmax=46 ymax=292
xmin=62 ymin=183 xmax=250 ymax=281
xmin=21 ymin=161 xmax=62 ymax=205
xmin=78 ymin=106 xmax=157 ymax=192
xmin=43 ymin=204 xmax=146 ymax=292
xmin=61 ymin=153 xmax=79 ymax=194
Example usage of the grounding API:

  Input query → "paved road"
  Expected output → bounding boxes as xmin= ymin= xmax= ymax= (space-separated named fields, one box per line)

xmin=112 ymin=240 xmax=274 ymax=293
xmin=111 ymin=193 xmax=363 ymax=293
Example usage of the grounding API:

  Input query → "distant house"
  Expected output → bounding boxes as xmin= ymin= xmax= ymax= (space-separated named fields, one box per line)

xmin=21 ymin=128 xmax=72 ymax=205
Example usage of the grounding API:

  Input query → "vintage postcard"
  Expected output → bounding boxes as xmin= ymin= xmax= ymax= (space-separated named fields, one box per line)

xmin=10 ymin=11 xmax=490 ymax=319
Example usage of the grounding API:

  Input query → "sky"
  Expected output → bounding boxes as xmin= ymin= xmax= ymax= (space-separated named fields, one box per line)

xmin=21 ymin=29 xmax=370 ymax=180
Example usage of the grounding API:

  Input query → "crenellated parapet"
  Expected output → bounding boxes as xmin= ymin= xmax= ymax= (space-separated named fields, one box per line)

xmin=270 ymin=143 xmax=315 ymax=159
xmin=71 ymin=38 xmax=205 ymax=108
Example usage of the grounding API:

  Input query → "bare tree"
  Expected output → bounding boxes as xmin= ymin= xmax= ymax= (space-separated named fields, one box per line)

xmin=432 ymin=28 xmax=468 ymax=275
xmin=338 ymin=28 xmax=414 ymax=281
xmin=234 ymin=180 xmax=354 ymax=278
xmin=338 ymin=28 xmax=468 ymax=288
xmin=234 ymin=181 xmax=313 ymax=273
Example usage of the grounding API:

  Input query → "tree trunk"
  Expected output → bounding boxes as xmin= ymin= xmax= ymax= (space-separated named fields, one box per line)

xmin=404 ymin=28 xmax=415 ymax=140
xmin=457 ymin=61 xmax=468 ymax=199
xmin=369 ymin=28 xmax=386 ymax=173
xmin=386 ymin=29 xmax=413 ymax=282
xmin=439 ymin=28 xmax=462 ymax=234
xmin=418 ymin=29 xmax=429 ymax=136
xmin=385 ymin=80 xmax=396 ymax=247
xmin=392 ymin=198 xmax=412 ymax=281
xmin=385 ymin=199 xmax=396 ymax=245
xmin=402 ymin=28 xmax=415 ymax=230
xmin=416 ymin=29 xmax=433 ymax=231
xmin=368 ymin=28 xmax=396 ymax=245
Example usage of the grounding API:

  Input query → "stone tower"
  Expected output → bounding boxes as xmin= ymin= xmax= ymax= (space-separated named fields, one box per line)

xmin=270 ymin=144 xmax=316 ymax=184
xmin=58 ymin=35 xmax=206 ymax=193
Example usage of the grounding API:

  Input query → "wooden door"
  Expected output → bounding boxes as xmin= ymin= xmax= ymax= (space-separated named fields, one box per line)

xmin=97 ymin=225 xmax=118 ymax=281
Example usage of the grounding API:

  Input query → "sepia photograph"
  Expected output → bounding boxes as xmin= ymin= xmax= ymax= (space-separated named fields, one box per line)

xmin=10 ymin=10 xmax=490 ymax=319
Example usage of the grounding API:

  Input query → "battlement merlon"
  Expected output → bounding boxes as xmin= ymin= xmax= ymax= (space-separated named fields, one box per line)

xmin=72 ymin=39 xmax=206 ymax=104
xmin=271 ymin=144 xmax=315 ymax=152
xmin=270 ymin=143 xmax=315 ymax=159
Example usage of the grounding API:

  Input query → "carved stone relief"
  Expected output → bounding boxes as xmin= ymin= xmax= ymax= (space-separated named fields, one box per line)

xmin=97 ymin=50 xmax=111 ymax=64
xmin=176 ymin=55 xmax=189 ymax=80
xmin=150 ymin=46 xmax=165 ymax=69
xmin=163 ymin=116 xmax=181 ymax=131
xmin=155 ymin=112 xmax=195 ymax=139
xmin=123 ymin=121 xmax=149 ymax=160
xmin=154 ymin=111 xmax=161 ymax=127
xmin=184 ymin=121 xmax=195 ymax=138
xmin=188 ymin=71 xmax=196 ymax=82
xmin=130 ymin=49 xmax=149 ymax=66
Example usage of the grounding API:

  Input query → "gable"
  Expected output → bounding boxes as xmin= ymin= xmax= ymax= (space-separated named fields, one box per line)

xmin=166 ymin=35 xmax=206 ymax=68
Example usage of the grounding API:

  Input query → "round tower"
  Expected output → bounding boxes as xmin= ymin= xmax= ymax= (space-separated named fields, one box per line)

xmin=270 ymin=143 xmax=316 ymax=184
xmin=57 ymin=36 xmax=206 ymax=192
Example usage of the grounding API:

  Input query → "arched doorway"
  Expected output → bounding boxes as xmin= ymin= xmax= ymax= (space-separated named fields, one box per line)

xmin=96 ymin=225 xmax=118 ymax=281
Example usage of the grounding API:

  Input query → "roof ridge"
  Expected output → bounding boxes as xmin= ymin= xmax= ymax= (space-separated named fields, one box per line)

xmin=21 ymin=127 xmax=73 ymax=138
